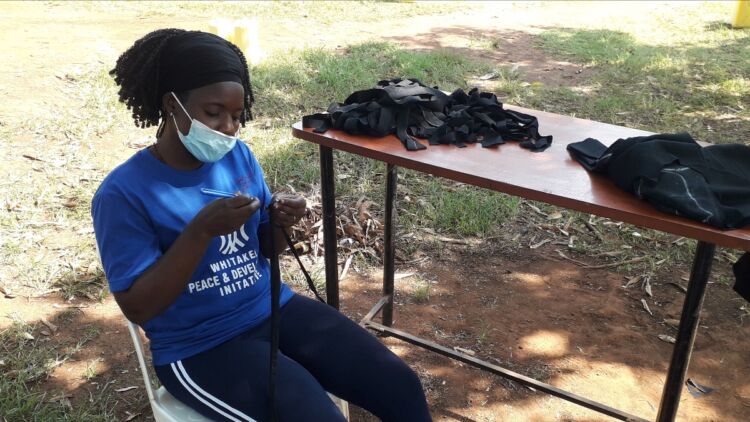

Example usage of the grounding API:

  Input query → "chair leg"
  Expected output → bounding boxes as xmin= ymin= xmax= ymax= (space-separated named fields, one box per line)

xmin=328 ymin=394 xmax=350 ymax=421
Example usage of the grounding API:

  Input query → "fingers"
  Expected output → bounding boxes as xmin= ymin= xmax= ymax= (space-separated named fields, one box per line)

xmin=235 ymin=196 xmax=262 ymax=217
xmin=270 ymin=194 xmax=306 ymax=228
xmin=273 ymin=202 xmax=306 ymax=218
xmin=226 ymin=194 xmax=254 ymax=209
xmin=272 ymin=194 xmax=306 ymax=215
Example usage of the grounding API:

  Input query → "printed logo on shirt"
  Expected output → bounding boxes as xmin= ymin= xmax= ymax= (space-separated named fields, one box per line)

xmin=219 ymin=224 xmax=250 ymax=255
xmin=187 ymin=249 xmax=264 ymax=297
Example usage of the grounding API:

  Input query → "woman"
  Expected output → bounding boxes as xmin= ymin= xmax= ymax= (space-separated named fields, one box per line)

xmin=93 ymin=28 xmax=431 ymax=422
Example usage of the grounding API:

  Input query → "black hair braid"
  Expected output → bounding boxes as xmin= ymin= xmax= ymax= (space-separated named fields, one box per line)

xmin=110 ymin=28 xmax=186 ymax=129
xmin=110 ymin=28 xmax=256 ymax=132
xmin=224 ymin=41 xmax=255 ymax=123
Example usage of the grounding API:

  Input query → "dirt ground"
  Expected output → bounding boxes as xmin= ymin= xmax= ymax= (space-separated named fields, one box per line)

xmin=1 ymin=2 xmax=749 ymax=421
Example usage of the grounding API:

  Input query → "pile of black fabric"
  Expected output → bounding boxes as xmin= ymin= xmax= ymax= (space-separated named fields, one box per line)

xmin=567 ymin=132 xmax=750 ymax=230
xmin=302 ymin=78 xmax=552 ymax=152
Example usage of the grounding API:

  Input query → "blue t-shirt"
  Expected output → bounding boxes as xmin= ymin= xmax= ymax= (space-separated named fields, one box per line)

xmin=92 ymin=142 xmax=294 ymax=365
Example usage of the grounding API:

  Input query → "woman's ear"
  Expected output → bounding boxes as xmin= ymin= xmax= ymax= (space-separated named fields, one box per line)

xmin=161 ymin=92 xmax=176 ymax=117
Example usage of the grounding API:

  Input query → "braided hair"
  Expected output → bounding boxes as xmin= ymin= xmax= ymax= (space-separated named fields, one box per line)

xmin=110 ymin=28 xmax=255 ymax=137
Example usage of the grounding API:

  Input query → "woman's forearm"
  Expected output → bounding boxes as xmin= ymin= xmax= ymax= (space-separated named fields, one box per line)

xmin=113 ymin=223 xmax=212 ymax=324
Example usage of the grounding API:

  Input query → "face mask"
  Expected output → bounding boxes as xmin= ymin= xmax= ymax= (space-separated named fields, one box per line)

xmin=171 ymin=92 xmax=238 ymax=163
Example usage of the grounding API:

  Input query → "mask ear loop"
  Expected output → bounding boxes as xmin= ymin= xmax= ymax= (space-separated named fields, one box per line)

xmin=170 ymin=92 xmax=192 ymax=120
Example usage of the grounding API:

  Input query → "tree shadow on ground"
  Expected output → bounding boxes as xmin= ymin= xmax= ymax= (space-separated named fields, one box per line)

xmin=334 ymin=240 xmax=750 ymax=421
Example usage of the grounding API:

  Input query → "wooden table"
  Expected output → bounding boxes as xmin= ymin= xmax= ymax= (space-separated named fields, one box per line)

xmin=291 ymin=106 xmax=750 ymax=421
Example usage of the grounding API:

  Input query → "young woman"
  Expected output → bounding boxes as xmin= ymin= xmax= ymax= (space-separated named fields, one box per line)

xmin=93 ymin=28 xmax=431 ymax=422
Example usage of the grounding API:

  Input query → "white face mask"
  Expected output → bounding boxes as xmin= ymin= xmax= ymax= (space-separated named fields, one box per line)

xmin=171 ymin=92 xmax=238 ymax=163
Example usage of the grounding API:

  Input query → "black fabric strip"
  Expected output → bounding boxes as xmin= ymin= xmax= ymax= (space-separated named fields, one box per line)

xmin=281 ymin=229 xmax=326 ymax=303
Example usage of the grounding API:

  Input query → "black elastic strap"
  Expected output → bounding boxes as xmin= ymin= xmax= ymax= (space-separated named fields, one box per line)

xmin=281 ymin=228 xmax=326 ymax=303
xmin=267 ymin=207 xmax=281 ymax=422
xmin=267 ymin=207 xmax=328 ymax=420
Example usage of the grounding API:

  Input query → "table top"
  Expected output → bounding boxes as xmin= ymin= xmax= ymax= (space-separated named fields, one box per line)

xmin=292 ymin=106 xmax=750 ymax=251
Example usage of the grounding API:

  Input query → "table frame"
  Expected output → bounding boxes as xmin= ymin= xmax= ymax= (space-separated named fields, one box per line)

xmin=299 ymin=125 xmax=728 ymax=421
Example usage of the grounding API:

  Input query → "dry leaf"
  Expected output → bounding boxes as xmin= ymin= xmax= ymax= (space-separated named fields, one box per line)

xmin=658 ymin=334 xmax=676 ymax=344
xmin=641 ymin=299 xmax=653 ymax=316
xmin=623 ymin=276 xmax=640 ymax=288
xmin=21 ymin=332 xmax=35 ymax=340
xmin=86 ymin=262 xmax=99 ymax=275
xmin=339 ymin=255 xmax=354 ymax=281
xmin=437 ymin=236 xmax=469 ymax=245
xmin=667 ymin=282 xmax=688 ymax=293
xmin=124 ymin=412 xmax=141 ymax=422
xmin=454 ymin=347 xmax=476 ymax=356
xmin=62 ymin=198 xmax=77 ymax=209
xmin=0 ymin=284 xmax=15 ymax=299
xmin=41 ymin=318 xmax=58 ymax=333
xmin=547 ymin=211 xmax=563 ymax=220
xmin=22 ymin=154 xmax=45 ymax=162
xmin=644 ymin=278 xmax=653 ymax=297
xmin=293 ymin=242 xmax=309 ymax=253
xmin=530 ymin=239 xmax=551 ymax=249
xmin=525 ymin=203 xmax=544 ymax=215
xmin=664 ymin=318 xmax=680 ymax=329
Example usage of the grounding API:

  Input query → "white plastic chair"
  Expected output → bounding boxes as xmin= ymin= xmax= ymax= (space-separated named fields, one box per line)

xmin=127 ymin=320 xmax=218 ymax=422
xmin=126 ymin=320 xmax=349 ymax=421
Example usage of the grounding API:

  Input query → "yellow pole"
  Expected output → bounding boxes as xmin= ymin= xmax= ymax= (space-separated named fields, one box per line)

xmin=733 ymin=0 xmax=750 ymax=28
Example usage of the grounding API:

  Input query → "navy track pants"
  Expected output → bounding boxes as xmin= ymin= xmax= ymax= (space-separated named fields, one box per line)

xmin=154 ymin=294 xmax=432 ymax=422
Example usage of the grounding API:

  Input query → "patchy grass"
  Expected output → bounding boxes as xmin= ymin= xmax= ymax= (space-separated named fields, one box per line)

xmin=404 ymin=274 xmax=431 ymax=304
xmin=0 ymin=318 xmax=109 ymax=421
xmin=526 ymin=3 xmax=750 ymax=145
xmin=252 ymin=41 xmax=492 ymax=120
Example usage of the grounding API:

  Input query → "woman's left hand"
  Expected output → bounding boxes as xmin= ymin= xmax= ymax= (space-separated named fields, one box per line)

xmin=271 ymin=193 xmax=307 ymax=228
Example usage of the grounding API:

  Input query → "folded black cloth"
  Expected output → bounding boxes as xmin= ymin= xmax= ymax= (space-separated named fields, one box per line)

xmin=567 ymin=132 xmax=750 ymax=229
xmin=303 ymin=78 xmax=552 ymax=152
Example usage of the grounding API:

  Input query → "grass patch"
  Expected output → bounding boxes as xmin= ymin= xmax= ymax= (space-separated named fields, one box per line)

xmin=398 ymin=175 xmax=520 ymax=236
xmin=406 ymin=274 xmax=431 ymax=303
xmin=251 ymin=42 xmax=492 ymax=121
xmin=532 ymin=3 xmax=750 ymax=144
xmin=0 ymin=319 xmax=110 ymax=421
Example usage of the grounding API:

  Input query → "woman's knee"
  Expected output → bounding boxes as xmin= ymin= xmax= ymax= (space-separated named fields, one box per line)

xmin=376 ymin=352 xmax=425 ymax=397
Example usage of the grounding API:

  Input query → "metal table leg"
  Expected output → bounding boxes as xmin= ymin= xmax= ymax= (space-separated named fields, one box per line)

xmin=320 ymin=145 xmax=339 ymax=309
xmin=382 ymin=164 xmax=398 ymax=326
xmin=656 ymin=241 xmax=715 ymax=421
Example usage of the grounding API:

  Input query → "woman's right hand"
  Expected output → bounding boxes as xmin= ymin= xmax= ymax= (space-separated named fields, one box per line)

xmin=188 ymin=195 xmax=262 ymax=239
